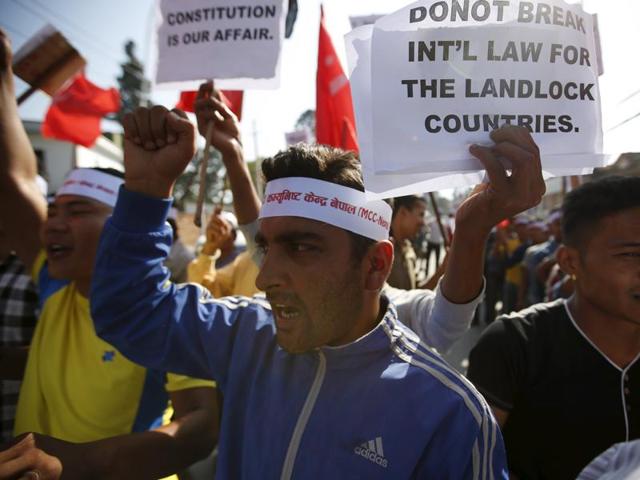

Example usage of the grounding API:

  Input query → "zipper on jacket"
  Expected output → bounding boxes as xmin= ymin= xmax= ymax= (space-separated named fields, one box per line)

xmin=280 ymin=351 xmax=327 ymax=480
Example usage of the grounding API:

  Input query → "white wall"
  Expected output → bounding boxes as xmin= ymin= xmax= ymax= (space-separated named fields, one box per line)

xmin=75 ymin=136 xmax=124 ymax=172
xmin=28 ymin=133 xmax=74 ymax=193
xmin=25 ymin=124 xmax=123 ymax=193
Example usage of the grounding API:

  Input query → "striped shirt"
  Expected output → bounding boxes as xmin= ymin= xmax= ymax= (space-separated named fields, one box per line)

xmin=0 ymin=253 xmax=38 ymax=442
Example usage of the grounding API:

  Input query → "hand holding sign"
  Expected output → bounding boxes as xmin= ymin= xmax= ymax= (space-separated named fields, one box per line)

xmin=455 ymin=125 xmax=546 ymax=234
xmin=194 ymin=81 xmax=242 ymax=158
xmin=349 ymin=0 xmax=605 ymax=182
xmin=192 ymin=81 xmax=242 ymax=226
xmin=122 ymin=106 xmax=196 ymax=199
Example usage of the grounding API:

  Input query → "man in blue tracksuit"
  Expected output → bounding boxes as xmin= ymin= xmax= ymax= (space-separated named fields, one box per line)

xmin=91 ymin=99 xmax=545 ymax=478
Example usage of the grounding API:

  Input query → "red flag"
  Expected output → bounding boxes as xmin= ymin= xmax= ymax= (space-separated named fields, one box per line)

xmin=41 ymin=73 xmax=120 ymax=147
xmin=315 ymin=7 xmax=359 ymax=152
xmin=175 ymin=89 xmax=244 ymax=121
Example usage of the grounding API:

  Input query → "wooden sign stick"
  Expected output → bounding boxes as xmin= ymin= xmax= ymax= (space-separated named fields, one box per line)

xmin=193 ymin=121 xmax=214 ymax=227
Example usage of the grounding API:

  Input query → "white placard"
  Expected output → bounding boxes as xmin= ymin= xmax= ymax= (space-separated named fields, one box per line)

xmin=155 ymin=0 xmax=286 ymax=88
xmin=345 ymin=22 xmax=598 ymax=199
xmin=349 ymin=15 xmax=383 ymax=30
xmin=361 ymin=0 xmax=605 ymax=176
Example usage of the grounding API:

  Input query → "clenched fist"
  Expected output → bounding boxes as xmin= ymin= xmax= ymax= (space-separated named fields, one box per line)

xmin=123 ymin=106 xmax=196 ymax=199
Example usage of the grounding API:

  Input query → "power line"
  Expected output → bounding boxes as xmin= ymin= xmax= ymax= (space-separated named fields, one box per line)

xmin=0 ymin=22 xmax=30 ymax=40
xmin=618 ymin=89 xmax=640 ymax=105
xmin=10 ymin=0 xmax=123 ymax=67
xmin=8 ymin=0 xmax=149 ymax=84
xmin=607 ymin=111 xmax=640 ymax=132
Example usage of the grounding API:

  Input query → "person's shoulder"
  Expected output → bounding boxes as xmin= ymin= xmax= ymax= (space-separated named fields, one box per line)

xmin=35 ymin=259 xmax=70 ymax=307
xmin=386 ymin=318 xmax=491 ymax=426
xmin=473 ymin=300 xmax=568 ymax=358
xmin=497 ymin=299 xmax=568 ymax=334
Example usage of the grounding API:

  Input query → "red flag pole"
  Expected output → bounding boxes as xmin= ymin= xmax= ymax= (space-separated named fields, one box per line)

xmin=429 ymin=192 xmax=450 ymax=249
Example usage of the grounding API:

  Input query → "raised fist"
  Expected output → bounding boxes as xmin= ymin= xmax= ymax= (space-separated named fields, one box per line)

xmin=123 ymin=106 xmax=196 ymax=199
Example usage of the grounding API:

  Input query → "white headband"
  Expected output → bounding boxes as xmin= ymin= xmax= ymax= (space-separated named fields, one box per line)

xmin=56 ymin=168 xmax=124 ymax=207
xmin=260 ymin=177 xmax=392 ymax=241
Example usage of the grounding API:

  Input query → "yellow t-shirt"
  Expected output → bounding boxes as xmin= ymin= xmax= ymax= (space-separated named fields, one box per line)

xmin=504 ymin=237 xmax=524 ymax=285
xmin=15 ymin=254 xmax=213 ymax=477
xmin=188 ymin=250 xmax=260 ymax=298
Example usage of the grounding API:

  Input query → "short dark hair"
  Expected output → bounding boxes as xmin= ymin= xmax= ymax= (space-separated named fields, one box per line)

xmin=562 ymin=175 xmax=640 ymax=249
xmin=391 ymin=195 xmax=427 ymax=217
xmin=261 ymin=144 xmax=375 ymax=263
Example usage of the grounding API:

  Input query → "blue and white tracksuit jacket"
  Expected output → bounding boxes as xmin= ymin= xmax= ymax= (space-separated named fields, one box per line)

xmin=90 ymin=187 xmax=507 ymax=479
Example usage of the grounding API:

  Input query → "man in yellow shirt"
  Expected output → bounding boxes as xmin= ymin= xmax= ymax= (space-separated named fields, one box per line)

xmin=0 ymin=30 xmax=217 ymax=479
xmin=189 ymin=210 xmax=260 ymax=298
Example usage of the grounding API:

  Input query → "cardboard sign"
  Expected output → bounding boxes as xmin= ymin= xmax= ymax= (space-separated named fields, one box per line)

xmin=349 ymin=15 xmax=382 ymax=30
xmin=351 ymin=0 xmax=606 ymax=179
xmin=346 ymin=22 xmax=596 ymax=199
xmin=155 ymin=0 xmax=286 ymax=88
xmin=12 ymin=24 xmax=86 ymax=97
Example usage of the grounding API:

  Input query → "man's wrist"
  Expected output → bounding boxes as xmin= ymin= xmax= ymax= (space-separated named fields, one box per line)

xmin=453 ymin=219 xmax=492 ymax=245
xmin=124 ymin=178 xmax=174 ymax=200
xmin=112 ymin=186 xmax=173 ymax=233
xmin=220 ymin=140 xmax=243 ymax=164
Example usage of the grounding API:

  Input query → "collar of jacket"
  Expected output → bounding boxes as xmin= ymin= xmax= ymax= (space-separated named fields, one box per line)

xmin=314 ymin=296 xmax=407 ymax=371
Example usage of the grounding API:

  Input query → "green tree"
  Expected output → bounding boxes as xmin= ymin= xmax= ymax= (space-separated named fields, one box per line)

xmin=115 ymin=40 xmax=150 ymax=124
xmin=172 ymin=149 xmax=226 ymax=210
xmin=295 ymin=109 xmax=316 ymax=136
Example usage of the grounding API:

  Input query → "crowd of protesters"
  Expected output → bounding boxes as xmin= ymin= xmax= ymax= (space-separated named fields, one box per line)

xmin=1 ymin=25 xmax=640 ymax=480
xmin=479 ymin=210 xmax=569 ymax=324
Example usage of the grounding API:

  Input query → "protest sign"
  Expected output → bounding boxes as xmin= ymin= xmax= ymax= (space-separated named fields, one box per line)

xmin=358 ymin=0 xmax=605 ymax=177
xmin=346 ymin=20 xmax=597 ymax=199
xmin=13 ymin=24 xmax=86 ymax=103
xmin=349 ymin=15 xmax=382 ymax=30
xmin=154 ymin=0 xmax=286 ymax=89
xmin=347 ymin=24 xmax=485 ymax=199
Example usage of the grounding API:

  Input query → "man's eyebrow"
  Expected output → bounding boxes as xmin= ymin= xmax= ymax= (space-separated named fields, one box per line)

xmin=275 ymin=231 xmax=324 ymax=243
xmin=609 ymin=241 xmax=640 ymax=248
xmin=255 ymin=231 xmax=324 ymax=245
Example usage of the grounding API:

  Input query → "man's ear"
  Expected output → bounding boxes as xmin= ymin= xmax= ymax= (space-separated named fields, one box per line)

xmin=556 ymin=244 xmax=580 ymax=277
xmin=364 ymin=240 xmax=394 ymax=291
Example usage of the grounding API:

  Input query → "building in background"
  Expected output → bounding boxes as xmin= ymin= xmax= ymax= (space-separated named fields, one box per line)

xmin=23 ymin=120 xmax=123 ymax=193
